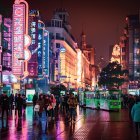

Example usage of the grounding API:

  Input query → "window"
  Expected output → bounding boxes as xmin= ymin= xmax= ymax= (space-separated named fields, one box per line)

xmin=56 ymin=33 xmax=60 ymax=39
xmin=122 ymin=47 xmax=126 ymax=52
xmin=56 ymin=52 xmax=59 ymax=59
xmin=122 ymin=55 xmax=126 ymax=60
xmin=56 ymin=43 xmax=60 ymax=48
xmin=56 ymin=63 xmax=58 ymax=68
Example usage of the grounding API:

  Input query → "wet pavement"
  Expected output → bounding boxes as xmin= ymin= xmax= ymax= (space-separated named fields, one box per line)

xmin=0 ymin=106 xmax=138 ymax=140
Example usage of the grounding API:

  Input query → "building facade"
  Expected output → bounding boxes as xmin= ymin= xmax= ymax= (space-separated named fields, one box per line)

xmin=47 ymin=9 xmax=96 ymax=90
xmin=47 ymin=9 xmax=78 ymax=89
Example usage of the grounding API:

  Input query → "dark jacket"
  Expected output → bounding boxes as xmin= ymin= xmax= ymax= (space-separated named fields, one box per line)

xmin=16 ymin=97 xmax=23 ymax=109
xmin=1 ymin=95 xmax=9 ymax=109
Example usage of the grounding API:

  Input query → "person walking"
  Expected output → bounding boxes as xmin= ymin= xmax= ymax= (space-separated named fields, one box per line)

xmin=16 ymin=94 xmax=23 ymax=118
xmin=50 ymin=94 xmax=56 ymax=120
xmin=9 ymin=93 xmax=14 ymax=113
xmin=32 ymin=93 xmax=38 ymax=109
xmin=44 ymin=95 xmax=52 ymax=122
xmin=37 ymin=94 xmax=45 ymax=118
xmin=67 ymin=93 xmax=78 ymax=123
xmin=131 ymin=97 xmax=140 ymax=137
xmin=22 ymin=94 xmax=27 ymax=114
xmin=1 ymin=91 xmax=9 ymax=128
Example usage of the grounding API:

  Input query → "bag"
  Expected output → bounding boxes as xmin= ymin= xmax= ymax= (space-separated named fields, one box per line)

xmin=52 ymin=103 xmax=56 ymax=109
xmin=34 ymin=104 xmax=40 ymax=112
xmin=47 ymin=105 xmax=52 ymax=111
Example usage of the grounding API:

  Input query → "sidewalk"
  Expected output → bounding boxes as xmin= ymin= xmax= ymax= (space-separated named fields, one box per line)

xmin=0 ymin=106 xmax=137 ymax=140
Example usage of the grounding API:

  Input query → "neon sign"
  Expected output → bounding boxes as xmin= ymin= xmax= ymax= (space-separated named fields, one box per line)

xmin=38 ymin=28 xmax=43 ymax=75
xmin=12 ymin=4 xmax=25 ymax=75
xmin=12 ymin=0 xmax=31 ymax=80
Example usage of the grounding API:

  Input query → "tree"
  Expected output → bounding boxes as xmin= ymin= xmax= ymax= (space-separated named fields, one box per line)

xmin=98 ymin=61 xmax=128 ymax=89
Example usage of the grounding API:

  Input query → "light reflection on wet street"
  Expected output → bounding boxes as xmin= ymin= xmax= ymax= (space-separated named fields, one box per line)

xmin=0 ymin=106 xmax=136 ymax=140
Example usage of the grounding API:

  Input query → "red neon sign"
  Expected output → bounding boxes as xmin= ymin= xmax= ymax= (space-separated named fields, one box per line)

xmin=12 ymin=4 xmax=25 ymax=75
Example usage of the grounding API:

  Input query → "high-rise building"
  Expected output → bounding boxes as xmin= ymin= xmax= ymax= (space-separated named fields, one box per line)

xmin=46 ymin=9 xmax=96 ymax=90
xmin=125 ymin=15 xmax=140 ymax=81
xmin=47 ymin=8 xmax=78 ymax=89
xmin=0 ymin=15 xmax=2 ymax=89
xmin=80 ymin=31 xmax=96 ymax=89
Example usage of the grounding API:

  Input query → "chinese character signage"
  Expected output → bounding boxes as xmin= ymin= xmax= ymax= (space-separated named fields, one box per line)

xmin=38 ymin=28 xmax=43 ymax=75
xmin=43 ymin=30 xmax=49 ymax=76
xmin=28 ymin=17 xmax=38 ymax=77
xmin=12 ymin=4 xmax=25 ymax=75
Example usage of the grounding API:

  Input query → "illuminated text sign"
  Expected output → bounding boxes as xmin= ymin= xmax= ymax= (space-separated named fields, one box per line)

xmin=12 ymin=4 xmax=25 ymax=75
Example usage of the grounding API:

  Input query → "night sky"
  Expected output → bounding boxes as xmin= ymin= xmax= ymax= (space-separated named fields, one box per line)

xmin=1 ymin=0 xmax=140 ymax=63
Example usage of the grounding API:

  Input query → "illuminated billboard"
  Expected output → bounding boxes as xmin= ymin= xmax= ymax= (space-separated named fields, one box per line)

xmin=12 ymin=4 xmax=25 ymax=75
xmin=28 ymin=19 xmax=38 ymax=77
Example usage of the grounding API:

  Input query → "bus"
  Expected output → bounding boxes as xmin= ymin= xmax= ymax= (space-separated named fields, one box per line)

xmin=99 ymin=90 xmax=121 ymax=111
xmin=81 ymin=90 xmax=121 ymax=111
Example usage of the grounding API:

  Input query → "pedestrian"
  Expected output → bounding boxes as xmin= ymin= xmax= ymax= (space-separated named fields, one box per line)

xmin=37 ymin=94 xmax=45 ymax=118
xmin=22 ymin=94 xmax=27 ymax=114
xmin=0 ymin=94 xmax=2 ymax=116
xmin=64 ymin=93 xmax=69 ymax=114
xmin=44 ymin=95 xmax=52 ymax=122
xmin=131 ymin=97 xmax=140 ymax=137
xmin=1 ymin=91 xmax=9 ymax=121
xmin=67 ymin=93 xmax=78 ymax=123
xmin=50 ymin=94 xmax=56 ymax=120
xmin=16 ymin=94 xmax=23 ymax=118
xmin=9 ymin=93 xmax=14 ymax=112
xmin=14 ymin=93 xmax=18 ymax=115
xmin=32 ymin=93 xmax=38 ymax=110
xmin=128 ymin=95 xmax=135 ymax=121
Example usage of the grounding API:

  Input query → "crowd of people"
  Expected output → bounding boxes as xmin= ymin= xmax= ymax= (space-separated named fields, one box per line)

xmin=0 ymin=91 xmax=27 ymax=127
xmin=120 ymin=94 xmax=140 ymax=138
xmin=1 ymin=90 xmax=140 ymax=137
xmin=32 ymin=92 xmax=78 ymax=123
xmin=0 ymin=90 xmax=78 ymax=128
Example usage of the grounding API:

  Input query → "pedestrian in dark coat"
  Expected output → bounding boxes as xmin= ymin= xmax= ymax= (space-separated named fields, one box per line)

xmin=37 ymin=94 xmax=45 ymax=118
xmin=9 ymin=93 xmax=14 ymax=112
xmin=1 ymin=91 xmax=9 ymax=120
xmin=32 ymin=93 xmax=38 ymax=109
xmin=16 ymin=94 xmax=23 ymax=118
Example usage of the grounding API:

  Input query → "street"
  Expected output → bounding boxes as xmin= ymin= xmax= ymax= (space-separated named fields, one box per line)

xmin=0 ymin=106 xmax=137 ymax=140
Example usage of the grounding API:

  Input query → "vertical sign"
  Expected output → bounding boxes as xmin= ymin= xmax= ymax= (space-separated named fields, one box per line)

xmin=38 ymin=28 xmax=43 ymax=75
xmin=28 ymin=17 xmax=38 ymax=77
xmin=12 ymin=4 xmax=25 ymax=75
xmin=43 ymin=30 xmax=49 ymax=76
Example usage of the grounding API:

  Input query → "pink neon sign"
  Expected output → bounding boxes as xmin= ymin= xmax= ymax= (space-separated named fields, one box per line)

xmin=12 ymin=4 xmax=25 ymax=75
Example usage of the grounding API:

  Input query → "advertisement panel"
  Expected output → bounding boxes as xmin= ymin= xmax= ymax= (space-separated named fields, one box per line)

xmin=26 ymin=89 xmax=35 ymax=102
xmin=12 ymin=4 xmax=25 ymax=75
xmin=28 ymin=62 xmax=38 ymax=77
xmin=28 ymin=18 xmax=38 ymax=77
